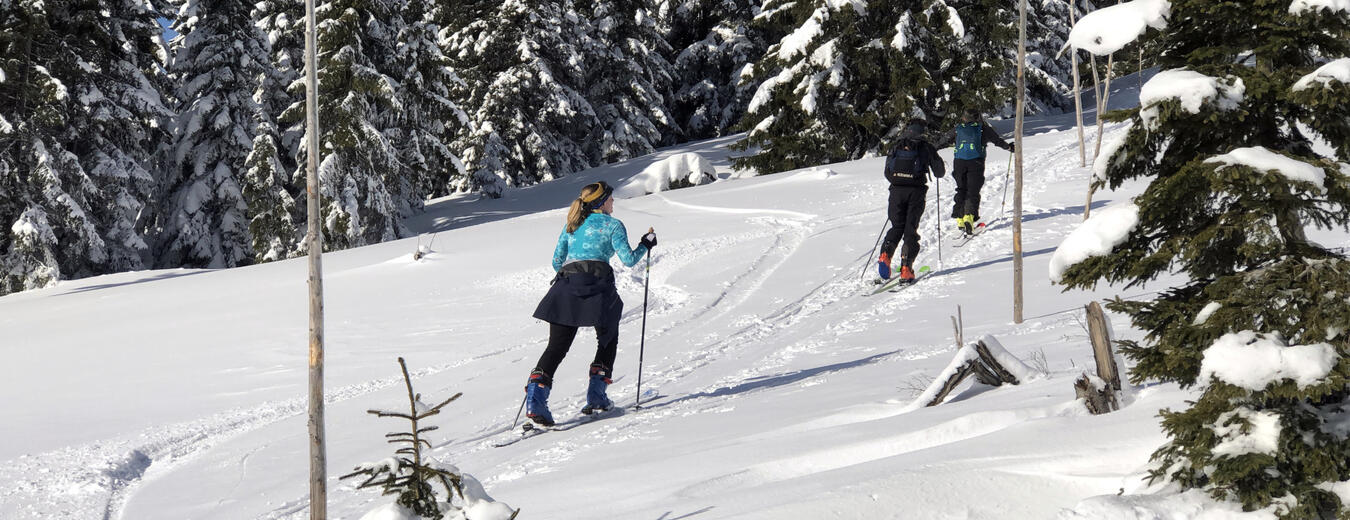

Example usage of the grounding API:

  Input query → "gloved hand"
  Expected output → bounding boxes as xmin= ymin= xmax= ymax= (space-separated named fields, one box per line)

xmin=640 ymin=231 xmax=657 ymax=250
xmin=1004 ymin=142 xmax=1016 ymax=154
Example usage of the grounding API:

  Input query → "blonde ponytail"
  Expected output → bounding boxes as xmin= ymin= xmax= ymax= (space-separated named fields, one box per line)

xmin=566 ymin=183 xmax=603 ymax=233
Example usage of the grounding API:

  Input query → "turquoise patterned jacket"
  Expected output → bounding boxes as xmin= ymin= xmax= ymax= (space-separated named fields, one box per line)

xmin=552 ymin=213 xmax=649 ymax=271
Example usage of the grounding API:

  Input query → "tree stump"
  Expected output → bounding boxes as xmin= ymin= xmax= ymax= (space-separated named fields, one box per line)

xmin=1080 ymin=302 xmax=1120 ymax=413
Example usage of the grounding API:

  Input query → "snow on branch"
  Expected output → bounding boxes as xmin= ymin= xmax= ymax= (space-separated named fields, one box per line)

xmin=1290 ymin=0 xmax=1350 ymax=15
xmin=1139 ymin=69 xmax=1244 ymax=129
xmin=1049 ymin=203 xmax=1140 ymax=283
xmin=1204 ymin=146 xmax=1327 ymax=193
xmin=1293 ymin=58 xmax=1350 ymax=91
xmin=1199 ymin=331 xmax=1338 ymax=391
xmin=1061 ymin=0 xmax=1170 ymax=57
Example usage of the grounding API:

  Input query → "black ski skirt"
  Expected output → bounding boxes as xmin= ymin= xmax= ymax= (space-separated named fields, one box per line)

xmin=532 ymin=261 xmax=623 ymax=328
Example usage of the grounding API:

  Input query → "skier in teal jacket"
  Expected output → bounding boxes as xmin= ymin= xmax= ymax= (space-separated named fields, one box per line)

xmin=526 ymin=181 xmax=656 ymax=426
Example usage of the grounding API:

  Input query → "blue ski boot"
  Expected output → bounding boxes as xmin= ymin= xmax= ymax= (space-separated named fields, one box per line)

xmin=582 ymin=364 xmax=613 ymax=415
xmin=525 ymin=371 xmax=554 ymax=426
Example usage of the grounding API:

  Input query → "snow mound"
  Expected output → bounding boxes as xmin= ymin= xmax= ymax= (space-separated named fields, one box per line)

xmin=618 ymin=152 xmax=718 ymax=197
xmin=1293 ymin=58 xmax=1350 ymax=91
xmin=1139 ymin=69 xmax=1244 ymax=129
xmin=1199 ymin=331 xmax=1338 ymax=391
xmin=1204 ymin=146 xmax=1326 ymax=193
xmin=1064 ymin=0 xmax=1171 ymax=56
xmin=1049 ymin=203 xmax=1140 ymax=283
xmin=1060 ymin=487 xmax=1281 ymax=519
xmin=1290 ymin=0 xmax=1350 ymax=14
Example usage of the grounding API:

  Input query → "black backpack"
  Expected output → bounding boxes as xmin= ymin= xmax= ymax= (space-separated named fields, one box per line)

xmin=884 ymin=139 xmax=928 ymax=186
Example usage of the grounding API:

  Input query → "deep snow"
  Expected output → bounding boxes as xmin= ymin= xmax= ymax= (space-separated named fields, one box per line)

xmin=3 ymin=73 xmax=1331 ymax=520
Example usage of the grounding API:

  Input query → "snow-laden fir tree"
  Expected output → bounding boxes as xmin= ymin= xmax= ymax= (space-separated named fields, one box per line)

xmin=658 ymin=0 xmax=766 ymax=139
xmin=392 ymin=2 xmax=469 ymax=200
xmin=578 ymin=0 xmax=676 ymax=162
xmin=242 ymin=123 xmax=298 ymax=262
xmin=0 ymin=0 xmax=171 ymax=295
xmin=444 ymin=0 xmax=596 ymax=197
xmin=157 ymin=0 xmax=270 ymax=268
xmin=288 ymin=0 xmax=406 ymax=249
xmin=1021 ymin=0 xmax=1097 ymax=115
xmin=733 ymin=0 xmax=1012 ymax=174
xmin=1056 ymin=1 xmax=1350 ymax=517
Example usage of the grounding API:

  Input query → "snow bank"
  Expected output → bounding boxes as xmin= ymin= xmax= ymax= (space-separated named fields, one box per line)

xmin=1060 ymin=487 xmax=1281 ymax=519
xmin=1064 ymin=0 xmax=1170 ymax=56
xmin=1199 ymin=331 xmax=1338 ymax=391
xmin=1139 ymin=69 xmax=1244 ymax=129
xmin=1049 ymin=203 xmax=1140 ymax=283
xmin=1204 ymin=146 xmax=1326 ymax=193
xmin=1292 ymin=58 xmax=1350 ymax=91
xmin=1290 ymin=0 xmax=1350 ymax=14
xmin=617 ymin=152 xmax=717 ymax=197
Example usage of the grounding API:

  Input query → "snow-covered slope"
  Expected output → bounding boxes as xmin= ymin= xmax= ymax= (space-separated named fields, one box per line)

xmin=2 ymin=76 xmax=1266 ymax=519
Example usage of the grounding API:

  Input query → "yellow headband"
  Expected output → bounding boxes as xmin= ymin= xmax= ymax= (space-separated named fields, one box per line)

xmin=581 ymin=185 xmax=607 ymax=203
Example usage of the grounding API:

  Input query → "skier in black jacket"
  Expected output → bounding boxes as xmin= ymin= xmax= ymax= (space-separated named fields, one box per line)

xmin=951 ymin=109 xmax=1013 ymax=234
xmin=878 ymin=119 xmax=945 ymax=282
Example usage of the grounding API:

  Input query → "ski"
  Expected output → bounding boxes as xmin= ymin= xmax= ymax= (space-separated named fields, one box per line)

xmin=952 ymin=222 xmax=988 ymax=248
xmin=866 ymin=265 xmax=932 ymax=295
xmin=492 ymin=394 xmax=666 ymax=448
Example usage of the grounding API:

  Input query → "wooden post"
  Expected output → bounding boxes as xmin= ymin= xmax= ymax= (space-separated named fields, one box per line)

xmin=1085 ymin=301 xmax=1120 ymax=390
xmin=1070 ymin=1 xmax=1086 ymax=169
xmin=304 ymin=0 xmax=327 ymax=516
xmin=1013 ymin=0 xmax=1027 ymax=324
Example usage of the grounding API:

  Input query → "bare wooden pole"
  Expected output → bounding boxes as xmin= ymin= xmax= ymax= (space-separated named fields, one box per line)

xmin=304 ymin=0 xmax=327 ymax=515
xmin=1013 ymin=0 xmax=1027 ymax=324
xmin=1070 ymin=1 xmax=1085 ymax=168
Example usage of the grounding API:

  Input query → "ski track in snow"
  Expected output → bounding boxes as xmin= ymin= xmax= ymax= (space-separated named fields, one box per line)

xmin=1 ymin=125 xmax=1137 ymax=519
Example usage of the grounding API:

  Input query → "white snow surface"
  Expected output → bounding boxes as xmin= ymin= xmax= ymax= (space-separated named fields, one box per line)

xmin=1204 ymin=146 xmax=1327 ymax=192
xmin=1065 ymin=0 xmax=1171 ymax=56
xmin=1293 ymin=58 xmax=1350 ymax=91
xmin=1290 ymin=0 xmax=1350 ymax=14
xmin=2 ymin=77 xmax=1328 ymax=519
xmin=1139 ymin=69 xmax=1244 ymax=129
xmin=1210 ymin=407 xmax=1281 ymax=458
xmin=1049 ymin=202 xmax=1141 ymax=282
xmin=1199 ymin=331 xmax=1338 ymax=391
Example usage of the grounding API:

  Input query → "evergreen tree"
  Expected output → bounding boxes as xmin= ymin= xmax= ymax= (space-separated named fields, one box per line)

xmin=578 ymin=0 xmax=675 ymax=162
xmin=1056 ymin=2 xmax=1350 ymax=517
xmin=660 ymin=0 xmax=766 ymax=139
xmin=241 ymin=123 xmax=298 ymax=262
xmin=444 ymin=0 xmax=596 ymax=197
xmin=1021 ymin=0 xmax=1097 ymax=115
xmin=157 ymin=0 xmax=270 ymax=268
xmin=0 ymin=0 xmax=170 ymax=295
xmin=733 ymin=0 xmax=1012 ymax=174
xmin=286 ymin=0 xmax=406 ymax=249
xmin=393 ymin=2 xmax=469 ymax=200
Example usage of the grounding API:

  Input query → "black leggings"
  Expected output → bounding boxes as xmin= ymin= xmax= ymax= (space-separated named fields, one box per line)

xmin=880 ymin=185 xmax=927 ymax=268
xmin=533 ymin=322 xmax=618 ymax=385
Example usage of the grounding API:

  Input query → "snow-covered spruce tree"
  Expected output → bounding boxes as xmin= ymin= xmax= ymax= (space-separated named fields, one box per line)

xmin=253 ymin=0 xmax=306 ymax=181
xmin=157 ymin=0 xmax=270 ymax=268
xmin=913 ymin=0 xmax=1016 ymax=138
xmin=577 ymin=0 xmax=675 ymax=163
xmin=0 ymin=0 xmax=171 ymax=294
xmin=1020 ymin=0 xmax=1097 ymax=115
xmin=444 ymin=0 xmax=596 ymax=197
xmin=733 ymin=0 xmax=1010 ymax=174
xmin=393 ymin=2 xmax=469 ymax=200
xmin=1055 ymin=1 xmax=1350 ymax=516
xmin=291 ymin=0 xmax=406 ymax=249
xmin=659 ymin=0 xmax=766 ymax=139
xmin=241 ymin=123 xmax=298 ymax=262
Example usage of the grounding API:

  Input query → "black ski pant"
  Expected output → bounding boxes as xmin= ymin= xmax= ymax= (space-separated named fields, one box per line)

xmin=951 ymin=158 xmax=986 ymax=221
xmin=533 ymin=322 xmax=617 ymax=386
xmin=880 ymin=185 xmax=927 ymax=269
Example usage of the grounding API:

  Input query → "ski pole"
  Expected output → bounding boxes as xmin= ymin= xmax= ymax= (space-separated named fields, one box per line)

xmin=999 ymin=153 xmax=1013 ymax=220
xmin=860 ymin=218 xmax=889 ymax=281
xmin=934 ymin=175 xmax=943 ymax=269
xmin=636 ymin=252 xmax=651 ymax=409
xmin=510 ymin=392 xmax=526 ymax=429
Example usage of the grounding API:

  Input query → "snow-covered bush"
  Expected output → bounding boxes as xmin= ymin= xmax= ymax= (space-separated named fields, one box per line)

xmin=619 ymin=152 xmax=718 ymax=197
xmin=341 ymin=358 xmax=516 ymax=520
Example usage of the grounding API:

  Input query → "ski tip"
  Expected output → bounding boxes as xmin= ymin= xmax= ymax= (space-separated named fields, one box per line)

xmin=918 ymin=265 xmax=931 ymax=273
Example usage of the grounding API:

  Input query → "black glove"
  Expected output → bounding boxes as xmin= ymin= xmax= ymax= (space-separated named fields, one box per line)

xmin=640 ymin=232 xmax=657 ymax=250
xmin=1004 ymin=143 xmax=1016 ymax=154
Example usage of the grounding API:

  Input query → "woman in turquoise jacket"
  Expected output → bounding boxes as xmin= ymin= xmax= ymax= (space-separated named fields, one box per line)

xmin=526 ymin=181 xmax=656 ymax=426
